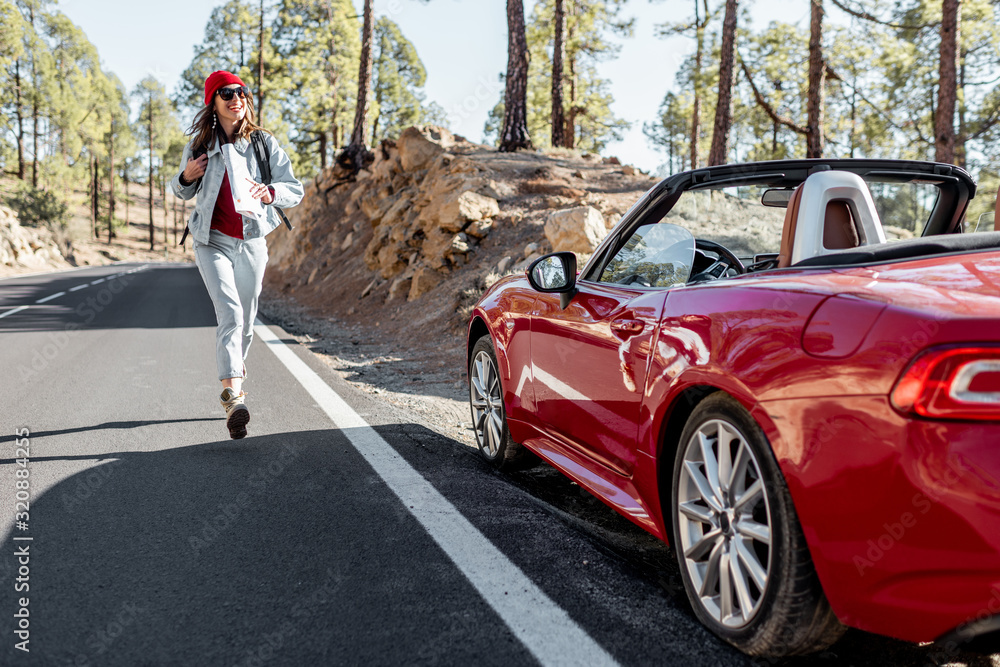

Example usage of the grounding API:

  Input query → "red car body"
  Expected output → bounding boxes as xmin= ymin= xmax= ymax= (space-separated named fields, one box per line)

xmin=468 ymin=159 xmax=1000 ymax=648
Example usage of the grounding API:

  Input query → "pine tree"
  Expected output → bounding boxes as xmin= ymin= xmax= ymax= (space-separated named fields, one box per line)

xmin=708 ymin=0 xmax=738 ymax=165
xmin=643 ymin=92 xmax=692 ymax=174
xmin=935 ymin=0 xmax=959 ymax=163
xmin=343 ymin=0 xmax=375 ymax=170
xmin=500 ymin=0 xmax=533 ymax=152
xmin=371 ymin=17 xmax=430 ymax=144
xmin=489 ymin=0 xmax=632 ymax=153
xmin=270 ymin=0 xmax=360 ymax=175
xmin=133 ymin=77 xmax=180 ymax=251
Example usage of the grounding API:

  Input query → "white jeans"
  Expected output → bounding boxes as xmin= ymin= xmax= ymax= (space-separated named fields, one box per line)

xmin=194 ymin=229 xmax=269 ymax=381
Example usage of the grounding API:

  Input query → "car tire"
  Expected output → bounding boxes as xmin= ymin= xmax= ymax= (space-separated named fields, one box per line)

xmin=671 ymin=392 xmax=845 ymax=657
xmin=469 ymin=336 xmax=537 ymax=471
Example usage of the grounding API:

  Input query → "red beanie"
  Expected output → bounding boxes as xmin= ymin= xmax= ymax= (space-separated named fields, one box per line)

xmin=204 ymin=71 xmax=247 ymax=106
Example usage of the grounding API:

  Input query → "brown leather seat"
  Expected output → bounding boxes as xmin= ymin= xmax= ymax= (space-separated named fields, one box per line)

xmin=824 ymin=201 xmax=861 ymax=249
xmin=778 ymin=186 xmax=862 ymax=268
xmin=777 ymin=185 xmax=804 ymax=268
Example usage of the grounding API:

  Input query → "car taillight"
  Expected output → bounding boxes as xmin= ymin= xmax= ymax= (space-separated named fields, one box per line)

xmin=891 ymin=346 xmax=1000 ymax=420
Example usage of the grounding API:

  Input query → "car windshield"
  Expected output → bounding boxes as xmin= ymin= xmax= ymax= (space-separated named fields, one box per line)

xmin=663 ymin=177 xmax=943 ymax=260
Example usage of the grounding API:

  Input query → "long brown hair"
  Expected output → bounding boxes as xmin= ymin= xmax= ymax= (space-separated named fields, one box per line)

xmin=186 ymin=89 xmax=271 ymax=154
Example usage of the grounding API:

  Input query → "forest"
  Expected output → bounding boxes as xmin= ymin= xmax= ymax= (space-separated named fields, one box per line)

xmin=1 ymin=0 xmax=998 ymax=251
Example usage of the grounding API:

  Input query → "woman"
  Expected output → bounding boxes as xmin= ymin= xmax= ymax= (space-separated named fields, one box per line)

xmin=171 ymin=70 xmax=303 ymax=440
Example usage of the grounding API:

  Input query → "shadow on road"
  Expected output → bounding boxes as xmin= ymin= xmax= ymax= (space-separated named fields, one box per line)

xmin=0 ymin=426 xmax=536 ymax=666
xmin=1 ymin=420 xmax=995 ymax=667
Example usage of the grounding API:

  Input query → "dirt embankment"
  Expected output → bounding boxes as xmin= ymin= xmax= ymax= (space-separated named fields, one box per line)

xmin=0 ymin=204 xmax=71 ymax=275
xmin=259 ymin=126 xmax=658 ymax=437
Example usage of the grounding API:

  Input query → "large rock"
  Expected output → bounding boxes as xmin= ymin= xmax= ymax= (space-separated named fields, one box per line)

xmin=0 ymin=205 xmax=68 ymax=271
xmin=544 ymin=206 xmax=606 ymax=253
xmin=420 ymin=190 xmax=500 ymax=233
xmin=408 ymin=265 xmax=444 ymax=300
xmin=397 ymin=126 xmax=455 ymax=172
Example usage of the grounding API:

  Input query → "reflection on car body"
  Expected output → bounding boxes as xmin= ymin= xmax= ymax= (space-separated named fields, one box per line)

xmin=467 ymin=159 xmax=1000 ymax=657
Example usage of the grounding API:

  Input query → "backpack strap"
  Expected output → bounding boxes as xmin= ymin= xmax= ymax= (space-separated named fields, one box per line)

xmin=250 ymin=130 xmax=292 ymax=230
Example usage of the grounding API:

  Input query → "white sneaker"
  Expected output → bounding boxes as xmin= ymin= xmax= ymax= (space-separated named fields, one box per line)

xmin=220 ymin=387 xmax=250 ymax=439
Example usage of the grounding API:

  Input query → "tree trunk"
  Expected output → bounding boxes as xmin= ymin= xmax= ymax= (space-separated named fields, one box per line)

xmin=956 ymin=47 xmax=966 ymax=167
xmin=500 ymin=0 xmax=534 ymax=152
xmin=319 ymin=131 xmax=328 ymax=170
xmin=343 ymin=0 xmax=375 ymax=170
xmin=29 ymin=8 xmax=39 ymax=189
xmin=806 ymin=0 xmax=825 ymax=158
xmin=690 ymin=0 xmax=707 ymax=169
xmin=14 ymin=61 xmax=25 ymax=180
xmin=551 ymin=0 xmax=567 ymax=148
xmin=323 ymin=0 xmax=342 ymax=155
xmin=31 ymin=86 xmax=39 ymax=188
xmin=148 ymin=99 xmax=155 ymax=252
xmin=258 ymin=0 xmax=265 ymax=125
xmin=935 ymin=0 xmax=959 ymax=163
xmin=162 ymin=172 xmax=168 ymax=249
xmin=124 ymin=165 xmax=129 ymax=227
xmin=108 ymin=121 xmax=115 ymax=245
xmin=564 ymin=2 xmax=578 ymax=149
xmin=90 ymin=153 xmax=98 ymax=238
xmin=708 ymin=0 xmax=738 ymax=166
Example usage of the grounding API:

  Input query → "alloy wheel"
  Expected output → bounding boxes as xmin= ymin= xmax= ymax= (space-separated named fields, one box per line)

xmin=470 ymin=349 xmax=504 ymax=458
xmin=676 ymin=418 xmax=773 ymax=628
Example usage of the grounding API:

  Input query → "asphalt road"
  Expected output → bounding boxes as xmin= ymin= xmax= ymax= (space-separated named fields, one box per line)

xmin=0 ymin=263 xmax=994 ymax=667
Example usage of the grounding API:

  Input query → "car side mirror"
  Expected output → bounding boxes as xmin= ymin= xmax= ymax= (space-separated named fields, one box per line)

xmin=527 ymin=252 xmax=577 ymax=309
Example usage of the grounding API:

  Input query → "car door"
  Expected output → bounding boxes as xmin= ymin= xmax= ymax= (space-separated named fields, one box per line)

xmin=529 ymin=223 xmax=695 ymax=477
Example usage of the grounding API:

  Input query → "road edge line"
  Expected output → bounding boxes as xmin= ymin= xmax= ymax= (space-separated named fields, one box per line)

xmin=254 ymin=319 xmax=619 ymax=667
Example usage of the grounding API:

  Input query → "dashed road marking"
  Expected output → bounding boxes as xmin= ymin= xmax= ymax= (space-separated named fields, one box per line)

xmin=35 ymin=291 xmax=66 ymax=304
xmin=69 ymin=284 xmax=89 ymax=292
xmin=0 ymin=305 xmax=28 ymax=320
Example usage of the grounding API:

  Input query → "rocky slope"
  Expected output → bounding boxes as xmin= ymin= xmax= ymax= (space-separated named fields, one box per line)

xmin=0 ymin=204 xmax=71 ymax=275
xmin=264 ymin=126 xmax=658 ymax=348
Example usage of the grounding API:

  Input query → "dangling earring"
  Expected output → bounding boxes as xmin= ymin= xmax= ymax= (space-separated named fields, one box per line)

xmin=212 ymin=113 xmax=217 ymax=130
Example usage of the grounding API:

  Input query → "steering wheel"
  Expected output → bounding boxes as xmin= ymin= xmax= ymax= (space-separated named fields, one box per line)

xmin=691 ymin=239 xmax=746 ymax=282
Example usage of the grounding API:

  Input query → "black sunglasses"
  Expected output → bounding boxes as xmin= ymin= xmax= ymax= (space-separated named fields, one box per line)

xmin=216 ymin=85 xmax=250 ymax=101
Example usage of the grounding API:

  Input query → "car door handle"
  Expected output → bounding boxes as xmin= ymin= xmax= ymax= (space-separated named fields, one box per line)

xmin=610 ymin=318 xmax=645 ymax=338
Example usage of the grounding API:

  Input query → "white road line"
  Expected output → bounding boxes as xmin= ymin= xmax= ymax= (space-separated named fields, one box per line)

xmin=35 ymin=291 xmax=66 ymax=304
xmin=69 ymin=284 xmax=88 ymax=292
xmin=90 ymin=278 xmax=105 ymax=285
xmin=0 ymin=305 xmax=28 ymax=320
xmin=255 ymin=320 xmax=619 ymax=667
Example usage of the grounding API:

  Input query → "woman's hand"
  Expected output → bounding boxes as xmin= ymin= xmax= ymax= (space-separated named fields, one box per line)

xmin=246 ymin=179 xmax=274 ymax=204
xmin=182 ymin=154 xmax=208 ymax=183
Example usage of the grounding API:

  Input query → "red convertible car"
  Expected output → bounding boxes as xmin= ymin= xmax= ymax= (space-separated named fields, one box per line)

xmin=466 ymin=159 xmax=1000 ymax=657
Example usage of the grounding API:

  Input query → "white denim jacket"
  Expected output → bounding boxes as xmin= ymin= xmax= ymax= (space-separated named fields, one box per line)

xmin=170 ymin=132 xmax=303 ymax=245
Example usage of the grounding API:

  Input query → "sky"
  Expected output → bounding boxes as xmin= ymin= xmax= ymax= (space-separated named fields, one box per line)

xmin=56 ymin=0 xmax=829 ymax=173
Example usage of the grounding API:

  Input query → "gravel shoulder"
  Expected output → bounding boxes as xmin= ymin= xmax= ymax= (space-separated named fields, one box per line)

xmin=258 ymin=292 xmax=477 ymax=449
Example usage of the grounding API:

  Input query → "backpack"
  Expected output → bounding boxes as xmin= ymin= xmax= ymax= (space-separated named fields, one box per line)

xmin=178 ymin=130 xmax=292 ymax=246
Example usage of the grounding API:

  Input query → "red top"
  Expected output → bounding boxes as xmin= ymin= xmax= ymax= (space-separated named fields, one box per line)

xmin=211 ymin=168 xmax=244 ymax=239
